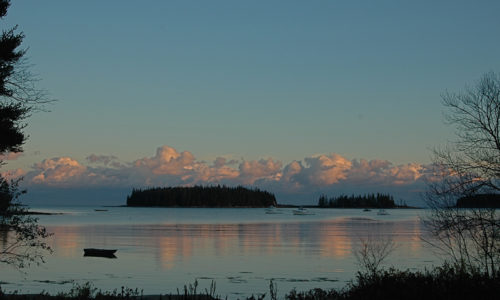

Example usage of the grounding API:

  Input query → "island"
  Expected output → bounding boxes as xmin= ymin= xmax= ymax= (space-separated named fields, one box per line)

xmin=126 ymin=185 xmax=277 ymax=207
xmin=456 ymin=194 xmax=500 ymax=208
xmin=317 ymin=193 xmax=405 ymax=208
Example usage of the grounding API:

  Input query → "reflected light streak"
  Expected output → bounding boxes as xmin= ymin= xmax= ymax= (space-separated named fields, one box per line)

xmin=45 ymin=218 xmax=427 ymax=271
xmin=47 ymin=226 xmax=80 ymax=257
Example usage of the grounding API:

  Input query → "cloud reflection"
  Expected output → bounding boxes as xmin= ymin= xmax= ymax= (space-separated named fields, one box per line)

xmin=44 ymin=217 xmax=425 ymax=270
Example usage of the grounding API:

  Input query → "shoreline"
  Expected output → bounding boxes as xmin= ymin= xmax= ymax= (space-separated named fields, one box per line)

xmin=18 ymin=211 xmax=64 ymax=216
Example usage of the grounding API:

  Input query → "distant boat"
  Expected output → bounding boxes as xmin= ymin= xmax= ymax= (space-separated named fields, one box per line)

xmin=265 ymin=207 xmax=283 ymax=214
xmin=94 ymin=209 xmax=108 ymax=212
xmin=363 ymin=208 xmax=372 ymax=212
xmin=83 ymin=248 xmax=117 ymax=258
xmin=377 ymin=209 xmax=389 ymax=215
xmin=293 ymin=207 xmax=315 ymax=215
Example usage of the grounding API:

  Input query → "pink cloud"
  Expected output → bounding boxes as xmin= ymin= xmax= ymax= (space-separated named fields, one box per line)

xmin=238 ymin=158 xmax=282 ymax=184
xmin=282 ymin=160 xmax=302 ymax=182
xmin=134 ymin=146 xmax=196 ymax=176
xmin=388 ymin=163 xmax=424 ymax=185
xmin=0 ymin=152 xmax=23 ymax=161
xmin=1 ymin=168 xmax=26 ymax=181
xmin=31 ymin=157 xmax=87 ymax=186
xmin=346 ymin=159 xmax=425 ymax=186
xmin=299 ymin=154 xmax=352 ymax=186
xmin=193 ymin=161 xmax=239 ymax=183
xmin=86 ymin=154 xmax=118 ymax=165
xmin=6 ymin=145 xmax=433 ymax=203
xmin=213 ymin=157 xmax=228 ymax=168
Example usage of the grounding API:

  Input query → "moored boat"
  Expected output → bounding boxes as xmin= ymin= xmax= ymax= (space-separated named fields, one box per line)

xmin=293 ymin=207 xmax=315 ymax=215
xmin=265 ymin=207 xmax=283 ymax=214
xmin=83 ymin=248 xmax=117 ymax=258
xmin=377 ymin=209 xmax=389 ymax=215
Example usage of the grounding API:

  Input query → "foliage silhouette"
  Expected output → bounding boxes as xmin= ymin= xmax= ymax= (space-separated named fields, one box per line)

xmin=456 ymin=194 xmax=500 ymax=208
xmin=0 ymin=0 xmax=52 ymax=269
xmin=425 ymin=72 xmax=500 ymax=277
xmin=127 ymin=185 xmax=277 ymax=208
xmin=285 ymin=264 xmax=499 ymax=300
xmin=317 ymin=193 xmax=397 ymax=208
xmin=0 ymin=266 xmax=498 ymax=300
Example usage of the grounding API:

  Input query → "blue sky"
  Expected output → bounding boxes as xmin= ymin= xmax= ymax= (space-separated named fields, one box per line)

xmin=2 ymin=1 xmax=500 ymax=205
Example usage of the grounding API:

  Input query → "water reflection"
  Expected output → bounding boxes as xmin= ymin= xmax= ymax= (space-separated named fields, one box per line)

xmin=46 ymin=217 xmax=425 ymax=271
xmin=0 ymin=209 xmax=436 ymax=297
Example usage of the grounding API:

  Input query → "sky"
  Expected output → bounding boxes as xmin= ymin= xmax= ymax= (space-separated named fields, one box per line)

xmin=1 ymin=0 xmax=500 ymax=206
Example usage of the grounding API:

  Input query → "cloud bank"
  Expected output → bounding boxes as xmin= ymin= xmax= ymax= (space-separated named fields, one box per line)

xmin=0 ymin=152 xmax=23 ymax=161
xmin=4 ymin=145 xmax=433 ymax=205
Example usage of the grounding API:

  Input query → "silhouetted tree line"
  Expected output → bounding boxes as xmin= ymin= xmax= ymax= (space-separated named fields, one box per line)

xmin=126 ymin=185 xmax=277 ymax=208
xmin=456 ymin=194 xmax=500 ymax=208
xmin=318 ymin=193 xmax=397 ymax=208
xmin=0 ymin=0 xmax=52 ymax=269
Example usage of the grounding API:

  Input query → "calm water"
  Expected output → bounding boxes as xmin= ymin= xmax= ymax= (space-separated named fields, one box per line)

xmin=0 ymin=207 xmax=438 ymax=298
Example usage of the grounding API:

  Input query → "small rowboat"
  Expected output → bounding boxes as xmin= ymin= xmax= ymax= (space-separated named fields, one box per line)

xmin=83 ymin=248 xmax=117 ymax=258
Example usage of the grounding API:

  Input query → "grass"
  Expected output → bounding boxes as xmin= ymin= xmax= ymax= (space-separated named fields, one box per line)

xmin=285 ymin=264 xmax=499 ymax=300
xmin=0 ymin=265 xmax=498 ymax=300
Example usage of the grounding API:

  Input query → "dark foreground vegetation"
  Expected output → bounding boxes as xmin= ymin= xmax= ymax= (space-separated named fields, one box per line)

xmin=1 ymin=264 xmax=498 ymax=300
xmin=126 ymin=186 xmax=277 ymax=208
xmin=317 ymin=193 xmax=404 ymax=208
xmin=285 ymin=265 xmax=499 ymax=300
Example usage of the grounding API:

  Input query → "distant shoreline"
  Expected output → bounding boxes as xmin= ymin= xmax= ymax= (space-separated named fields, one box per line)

xmin=110 ymin=204 xmax=423 ymax=209
xmin=277 ymin=204 xmax=422 ymax=209
xmin=20 ymin=211 xmax=64 ymax=216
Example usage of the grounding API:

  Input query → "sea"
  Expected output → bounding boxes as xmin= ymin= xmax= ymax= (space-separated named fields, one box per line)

xmin=0 ymin=206 xmax=440 ymax=299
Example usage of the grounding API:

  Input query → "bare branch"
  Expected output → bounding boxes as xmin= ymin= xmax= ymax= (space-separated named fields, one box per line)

xmin=425 ymin=72 xmax=500 ymax=278
xmin=354 ymin=234 xmax=396 ymax=274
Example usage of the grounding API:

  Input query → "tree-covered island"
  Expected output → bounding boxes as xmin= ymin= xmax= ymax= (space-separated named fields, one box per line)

xmin=317 ymin=193 xmax=405 ymax=208
xmin=456 ymin=194 xmax=500 ymax=208
xmin=126 ymin=185 xmax=277 ymax=207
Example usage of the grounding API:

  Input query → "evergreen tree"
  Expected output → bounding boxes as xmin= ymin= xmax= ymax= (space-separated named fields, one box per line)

xmin=318 ymin=193 xmax=397 ymax=208
xmin=127 ymin=186 xmax=277 ymax=208
xmin=0 ymin=0 xmax=51 ymax=269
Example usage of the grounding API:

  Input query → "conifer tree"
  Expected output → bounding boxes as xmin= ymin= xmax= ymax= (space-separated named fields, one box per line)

xmin=0 ymin=0 xmax=51 ymax=269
